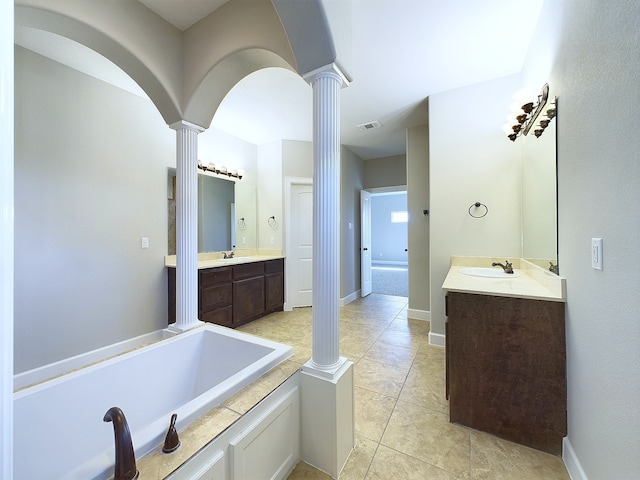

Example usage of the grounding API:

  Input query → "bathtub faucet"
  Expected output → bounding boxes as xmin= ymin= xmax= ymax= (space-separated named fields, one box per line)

xmin=103 ymin=407 xmax=139 ymax=480
xmin=492 ymin=260 xmax=514 ymax=274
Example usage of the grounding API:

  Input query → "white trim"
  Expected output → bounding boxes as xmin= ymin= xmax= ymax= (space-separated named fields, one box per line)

xmin=340 ymin=290 xmax=360 ymax=306
xmin=429 ymin=331 xmax=446 ymax=347
xmin=407 ymin=308 xmax=430 ymax=321
xmin=13 ymin=330 xmax=173 ymax=390
xmin=372 ymin=261 xmax=408 ymax=267
xmin=563 ymin=437 xmax=589 ymax=480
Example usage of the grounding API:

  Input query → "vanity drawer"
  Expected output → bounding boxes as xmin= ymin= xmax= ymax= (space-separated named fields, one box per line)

xmin=200 ymin=284 xmax=232 ymax=312
xmin=200 ymin=267 xmax=233 ymax=287
xmin=233 ymin=262 xmax=265 ymax=280
xmin=265 ymin=258 xmax=284 ymax=274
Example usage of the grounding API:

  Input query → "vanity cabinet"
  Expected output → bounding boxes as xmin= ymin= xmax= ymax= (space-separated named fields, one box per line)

xmin=446 ymin=291 xmax=566 ymax=455
xmin=232 ymin=262 xmax=266 ymax=325
xmin=167 ymin=258 xmax=285 ymax=328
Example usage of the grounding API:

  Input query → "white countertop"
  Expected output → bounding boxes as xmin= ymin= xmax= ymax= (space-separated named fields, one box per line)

xmin=164 ymin=251 xmax=284 ymax=269
xmin=442 ymin=257 xmax=566 ymax=302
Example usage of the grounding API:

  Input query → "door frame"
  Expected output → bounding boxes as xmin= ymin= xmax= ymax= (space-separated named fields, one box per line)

xmin=284 ymin=176 xmax=313 ymax=311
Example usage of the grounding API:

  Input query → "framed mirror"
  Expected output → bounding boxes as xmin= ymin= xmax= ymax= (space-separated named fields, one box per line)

xmin=521 ymin=97 xmax=558 ymax=273
xmin=167 ymin=169 xmax=257 ymax=254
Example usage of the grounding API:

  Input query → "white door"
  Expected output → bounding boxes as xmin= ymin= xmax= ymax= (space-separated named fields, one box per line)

xmin=361 ymin=190 xmax=372 ymax=297
xmin=288 ymin=183 xmax=313 ymax=307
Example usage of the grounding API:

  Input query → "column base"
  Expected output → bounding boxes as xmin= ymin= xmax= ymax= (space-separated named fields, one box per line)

xmin=300 ymin=358 xmax=355 ymax=479
xmin=165 ymin=319 xmax=204 ymax=334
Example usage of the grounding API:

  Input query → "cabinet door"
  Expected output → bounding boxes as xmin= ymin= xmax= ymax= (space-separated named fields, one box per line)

xmin=265 ymin=272 xmax=284 ymax=313
xmin=233 ymin=276 xmax=265 ymax=326
xmin=447 ymin=291 xmax=566 ymax=455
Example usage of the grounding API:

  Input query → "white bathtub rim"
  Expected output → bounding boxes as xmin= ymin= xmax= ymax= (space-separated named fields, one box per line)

xmin=13 ymin=329 xmax=173 ymax=391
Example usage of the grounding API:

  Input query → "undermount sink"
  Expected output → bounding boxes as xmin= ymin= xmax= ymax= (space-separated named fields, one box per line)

xmin=220 ymin=256 xmax=248 ymax=262
xmin=459 ymin=267 xmax=520 ymax=278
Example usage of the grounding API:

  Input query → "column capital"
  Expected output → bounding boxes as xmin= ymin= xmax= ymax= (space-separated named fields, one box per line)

xmin=303 ymin=62 xmax=350 ymax=88
xmin=169 ymin=120 xmax=206 ymax=133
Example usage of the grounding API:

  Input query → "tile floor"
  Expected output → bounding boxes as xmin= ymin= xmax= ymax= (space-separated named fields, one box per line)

xmin=237 ymin=294 xmax=570 ymax=480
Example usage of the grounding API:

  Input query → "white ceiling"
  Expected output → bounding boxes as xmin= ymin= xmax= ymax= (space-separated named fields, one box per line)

xmin=15 ymin=0 xmax=545 ymax=160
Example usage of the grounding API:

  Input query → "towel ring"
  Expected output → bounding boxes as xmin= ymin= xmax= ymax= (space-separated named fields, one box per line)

xmin=237 ymin=217 xmax=246 ymax=230
xmin=468 ymin=202 xmax=488 ymax=218
xmin=267 ymin=216 xmax=277 ymax=228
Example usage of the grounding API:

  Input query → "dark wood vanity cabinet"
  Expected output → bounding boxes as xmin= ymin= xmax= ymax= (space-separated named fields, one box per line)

xmin=265 ymin=259 xmax=285 ymax=312
xmin=168 ymin=258 xmax=284 ymax=328
xmin=232 ymin=262 xmax=266 ymax=325
xmin=446 ymin=291 xmax=566 ymax=455
xmin=199 ymin=267 xmax=233 ymax=327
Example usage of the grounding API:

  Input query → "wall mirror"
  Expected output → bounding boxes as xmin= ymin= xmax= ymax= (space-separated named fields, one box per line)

xmin=520 ymin=98 xmax=558 ymax=273
xmin=168 ymin=169 xmax=257 ymax=253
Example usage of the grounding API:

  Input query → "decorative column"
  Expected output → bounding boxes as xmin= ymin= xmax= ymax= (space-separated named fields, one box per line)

xmin=307 ymin=64 xmax=347 ymax=370
xmin=169 ymin=120 xmax=205 ymax=332
xmin=300 ymin=63 xmax=354 ymax=479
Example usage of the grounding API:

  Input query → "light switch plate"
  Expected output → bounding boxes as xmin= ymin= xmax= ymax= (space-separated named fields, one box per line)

xmin=141 ymin=236 xmax=149 ymax=249
xmin=591 ymin=238 xmax=603 ymax=270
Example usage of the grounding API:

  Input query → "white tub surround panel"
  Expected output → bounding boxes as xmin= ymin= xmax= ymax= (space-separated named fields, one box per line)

xmin=300 ymin=63 xmax=355 ymax=478
xmin=170 ymin=120 xmax=205 ymax=332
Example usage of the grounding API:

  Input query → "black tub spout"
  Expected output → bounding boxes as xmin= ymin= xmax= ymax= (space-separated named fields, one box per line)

xmin=103 ymin=407 xmax=139 ymax=480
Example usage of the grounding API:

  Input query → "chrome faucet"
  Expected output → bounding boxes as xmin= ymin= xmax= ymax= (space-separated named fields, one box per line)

xmin=103 ymin=407 xmax=139 ymax=480
xmin=492 ymin=260 xmax=514 ymax=274
xmin=223 ymin=251 xmax=235 ymax=259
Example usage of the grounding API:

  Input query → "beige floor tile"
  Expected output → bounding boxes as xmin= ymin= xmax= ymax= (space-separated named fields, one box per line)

xmin=365 ymin=445 xmax=461 ymax=480
xmin=286 ymin=461 xmax=332 ymax=480
xmin=381 ymin=400 xmax=470 ymax=478
xmin=470 ymin=431 xmax=570 ymax=480
xmin=398 ymin=368 xmax=448 ymax=414
xmin=354 ymin=358 xmax=409 ymax=398
xmin=376 ymin=327 xmax=429 ymax=351
xmin=341 ymin=335 xmax=377 ymax=359
xmin=354 ymin=387 xmax=397 ymax=442
xmin=339 ymin=435 xmax=378 ymax=480
xmin=363 ymin=341 xmax=416 ymax=370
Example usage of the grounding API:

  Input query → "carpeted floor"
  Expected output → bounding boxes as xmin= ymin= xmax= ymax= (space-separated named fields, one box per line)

xmin=371 ymin=266 xmax=408 ymax=297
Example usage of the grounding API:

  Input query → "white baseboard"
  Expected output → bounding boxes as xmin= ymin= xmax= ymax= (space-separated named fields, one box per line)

xmin=407 ymin=308 xmax=430 ymax=321
xmin=429 ymin=331 xmax=445 ymax=347
xmin=563 ymin=437 xmax=588 ymax=480
xmin=340 ymin=290 xmax=360 ymax=306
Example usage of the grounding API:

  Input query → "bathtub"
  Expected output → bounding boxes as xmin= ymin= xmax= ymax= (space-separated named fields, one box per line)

xmin=13 ymin=323 xmax=293 ymax=479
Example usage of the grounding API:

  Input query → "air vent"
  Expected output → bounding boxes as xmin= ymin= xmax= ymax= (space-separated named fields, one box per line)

xmin=356 ymin=121 xmax=382 ymax=132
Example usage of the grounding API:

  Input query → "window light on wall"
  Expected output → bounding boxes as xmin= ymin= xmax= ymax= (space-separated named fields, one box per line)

xmin=391 ymin=211 xmax=408 ymax=223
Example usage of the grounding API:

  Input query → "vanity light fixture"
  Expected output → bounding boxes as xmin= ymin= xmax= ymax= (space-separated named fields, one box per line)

xmin=505 ymin=84 xmax=556 ymax=142
xmin=197 ymin=160 xmax=244 ymax=180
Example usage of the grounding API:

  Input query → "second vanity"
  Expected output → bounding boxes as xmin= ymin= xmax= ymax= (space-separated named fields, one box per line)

xmin=166 ymin=253 xmax=285 ymax=328
xmin=442 ymin=256 xmax=566 ymax=455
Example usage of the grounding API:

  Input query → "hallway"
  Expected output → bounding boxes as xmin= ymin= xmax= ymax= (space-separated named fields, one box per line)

xmin=237 ymin=294 xmax=570 ymax=479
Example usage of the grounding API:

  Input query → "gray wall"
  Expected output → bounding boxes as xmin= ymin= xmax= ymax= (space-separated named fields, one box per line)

xmin=429 ymin=75 xmax=522 ymax=338
xmin=527 ymin=1 xmax=640 ymax=477
xmin=340 ymin=146 xmax=364 ymax=299
xmin=371 ymin=193 xmax=407 ymax=265
xmin=407 ymin=125 xmax=430 ymax=314
xmin=14 ymin=47 xmax=173 ymax=372
xmin=364 ymin=154 xmax=406 ymax=189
